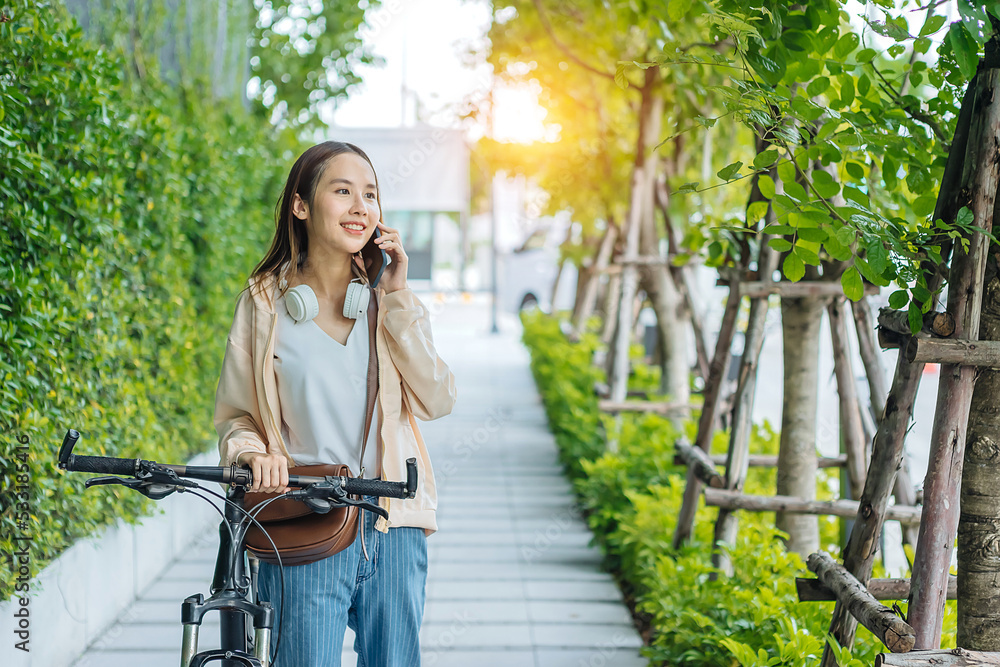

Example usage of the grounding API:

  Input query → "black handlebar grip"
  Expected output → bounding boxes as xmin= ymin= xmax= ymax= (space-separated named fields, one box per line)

xmin=343 ymin=477 xmax=408 ymax=499
xmin=58 ymin=429 xmax=81 ymax=469
xmin=68 ymin=455 xmax=138 ymax=476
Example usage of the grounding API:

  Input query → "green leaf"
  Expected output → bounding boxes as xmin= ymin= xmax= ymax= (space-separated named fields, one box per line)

xmin=908 ymin=301 xmax=923 ymax=334
xmin=812 ymin=170 xmax=841 ymax=199
xmin=747 ymin=201 xmax=770 ymax=224
xmin=769 ymin=238 xmax=793 ymax=252
xmin=888 ymin=289 xmax=909 ymax=309
xmin=913 ymin=195 xmax=937 ymax=217
xmin=835 ymin=225 xmax=856 ymax=246
xmin=857 ymin=74 xmax=871 ymax=96
xmin=784 ymin=180 xmax=808 ymax=203
xmin=841 ymin=266 xmax=863 ymax=301
xmin=753 ymin=150 xmax=780 ymax=169
xmin=795 ymin=245 xmax=821 ymax=266
xmin=677 ymin=182 xmax=700 ymax=193
xmin=746 ymin=42 xmax=786 ymax=87
xmin=838 ymin=74 xmax=855 ymax=108
xmin=856 ymin=48 xmax=877 ymax=63
xmin=783 ymin=253 xmax=805 ymax=282
xmin=762 ymin=223 xmax=794 ymax=235
xmin=919 ymin=13 xmax=947 ymax=37
xmin=806 ymin=76 xmax=830 ymax=97
xmin=718 ymin=161 xmax=744 ymax=181
xmin=866 ymin=237 xmax=889 ymax=274
xmin=758 ymin=174 xmax=776 ymax=199
xmin=833 ymin=32 xmax=860 ymax=59
xmin=777 ymin=160 xmax=797 ymax=185
xmin=956 ymin=206 xmax=975 ymax=227
xmin=948 ymin=22 xmax=979 ymax=80
xmin=615 ymin=62 xmax=630 ymax=90
xmin=845 ymin=161 xmax=865 ymax=180
xmin=798 ymin=227 xmax=828 ymax=242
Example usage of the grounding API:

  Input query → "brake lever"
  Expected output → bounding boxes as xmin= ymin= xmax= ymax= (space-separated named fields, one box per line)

xmin=84 ymin=476 xmax=181 ymax=501
xmin=285 ymin=485 xmax=390 ymax=520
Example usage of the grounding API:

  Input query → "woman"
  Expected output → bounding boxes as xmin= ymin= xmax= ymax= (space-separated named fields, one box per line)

xmin=213 ymin=141 xmax=456 ymax=666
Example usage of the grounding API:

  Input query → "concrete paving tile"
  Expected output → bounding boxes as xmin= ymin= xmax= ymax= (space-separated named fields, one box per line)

xmin=425 ymin=600 xmax=530 ymax=624
xmin=531 ymin=623 xmax=643 ymax=649
xmin=421 ymin=649 xmax=535 ymax=667
xmin=525 ymin=581 xmax=623 ymax=602
xmin=527 ymin=601 xmax=632 ymax=624
xmin=421 ymin=622 xmax=533 ymax=649
xmin=429 ymin=561 xmax=523 ymax=580
xmin=535 ymin=648 xmax=648 ymax=667
xmin=432 ymin=531 xmax=521 ymax=546
xmin=428 ymin=580 xmax=527 ymax=601
xmin=427 ymin=545 xmax=523 ymax=562
xmin=519 ymin=562 xmax=614 ymax=582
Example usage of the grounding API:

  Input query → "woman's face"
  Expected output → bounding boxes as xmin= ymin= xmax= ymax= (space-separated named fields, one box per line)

xmin=295 ymin=152 xmax=380 ymax=257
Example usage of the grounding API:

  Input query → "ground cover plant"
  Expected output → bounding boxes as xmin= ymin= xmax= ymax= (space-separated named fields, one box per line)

xmin=521 ymin=311 xmax=956 ymax=666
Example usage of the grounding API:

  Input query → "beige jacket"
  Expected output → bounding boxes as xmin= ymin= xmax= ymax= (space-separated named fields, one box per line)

xmin=213 ymin=272 xmax=456 ymax=533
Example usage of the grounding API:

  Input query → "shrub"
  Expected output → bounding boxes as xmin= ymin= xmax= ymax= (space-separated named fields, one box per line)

xmin=520 ymin=310 xmax=955 ymax=666
xmin=0 ymin=0 xmax=297 ymax=599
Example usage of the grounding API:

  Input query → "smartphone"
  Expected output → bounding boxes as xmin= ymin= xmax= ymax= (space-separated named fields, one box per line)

xmin=361 ymin=226 xmax=388 ymax=288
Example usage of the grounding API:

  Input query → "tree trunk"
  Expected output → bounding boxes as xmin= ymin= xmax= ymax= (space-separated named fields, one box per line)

xmin=572 ymin=221 xmax=618 ymax=335
xmin=851 ymin=297 xmax=920 ymax=548
xmin=673 ymin=274 xmax=742 ymax=547
xmin=776 ymin=294 xmax=826 ymax=557
xmin=959 ymin=258 xmax=1000 ymax=649
xmin=829 ymin=297 xmax=868 ymax=500
xmin=820 ymin=69 xmax=979 ymax=665
xmin=911 ymin=66 xmax=1000 ymax=649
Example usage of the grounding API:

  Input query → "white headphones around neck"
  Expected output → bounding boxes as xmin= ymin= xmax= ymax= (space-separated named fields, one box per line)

xmin=282 ymin=280 xmax=369 ymax=323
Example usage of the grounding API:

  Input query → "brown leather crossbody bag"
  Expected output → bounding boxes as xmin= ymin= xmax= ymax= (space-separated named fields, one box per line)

xmin=242 ymin=289 xmax=379 ymax=566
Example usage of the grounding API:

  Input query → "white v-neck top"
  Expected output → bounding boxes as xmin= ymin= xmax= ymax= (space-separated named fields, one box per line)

xmin=273 ymin=295 xmax=380 ymax=478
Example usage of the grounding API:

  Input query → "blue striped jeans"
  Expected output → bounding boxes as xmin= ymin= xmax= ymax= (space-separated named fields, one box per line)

xmin=256 ymin=498 xmax=428 ymax=667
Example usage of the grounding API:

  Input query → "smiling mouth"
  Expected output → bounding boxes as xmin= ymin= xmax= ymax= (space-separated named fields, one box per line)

xmin=341 ymin=222 xmax=366 ymax=233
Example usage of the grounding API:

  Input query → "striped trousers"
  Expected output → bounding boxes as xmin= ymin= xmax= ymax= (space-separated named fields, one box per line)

xmin=256 ymin=498 xmax=428 ymax=667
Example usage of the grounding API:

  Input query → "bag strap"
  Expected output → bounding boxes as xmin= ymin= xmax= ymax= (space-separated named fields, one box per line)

xmin=358 ymin=286 xmax=379 ymax=476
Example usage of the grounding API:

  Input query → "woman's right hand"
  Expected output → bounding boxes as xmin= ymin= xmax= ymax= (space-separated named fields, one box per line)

xmin=239 ymin=451 xmax=290 ymax=493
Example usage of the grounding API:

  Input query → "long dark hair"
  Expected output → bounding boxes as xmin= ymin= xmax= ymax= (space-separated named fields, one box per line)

xmin=249 ymin=141 xmax=383 ymax=300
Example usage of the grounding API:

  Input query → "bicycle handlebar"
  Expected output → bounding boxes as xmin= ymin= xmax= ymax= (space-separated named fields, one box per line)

xmin=58 ymin=429 xmax=418 ymax=500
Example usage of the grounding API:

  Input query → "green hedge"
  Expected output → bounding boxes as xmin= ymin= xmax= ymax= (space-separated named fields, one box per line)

xmin=520 ymin=312 xmax=956 ymax=666
xmin=0 ymin=0 xmax=297 ymax=599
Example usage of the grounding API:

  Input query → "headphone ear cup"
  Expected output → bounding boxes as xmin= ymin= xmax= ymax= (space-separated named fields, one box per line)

xmin=286 ymin=284 xmax=319 ymax=323
xmin=343 ymin=280 xmax=370 ymax=320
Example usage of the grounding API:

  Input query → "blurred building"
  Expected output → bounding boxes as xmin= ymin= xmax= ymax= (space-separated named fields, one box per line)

xmin=329 ymin=126 xmax=470 ymax=291
xmin=62 ymin=0 xmax=253 ymax=106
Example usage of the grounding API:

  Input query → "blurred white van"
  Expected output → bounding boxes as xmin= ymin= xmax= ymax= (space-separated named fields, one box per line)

xmin=499 ymin=227 xmax=578 ymax=314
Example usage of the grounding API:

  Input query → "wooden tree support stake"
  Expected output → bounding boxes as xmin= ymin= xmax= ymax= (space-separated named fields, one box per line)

xmin=673 ymin=453 xmax=847 ymax=468
xmin=703 ymin=489 xmax=921 ymax=525
xmin=796 ymin=576 xmax=957 ymax=602
xmin=675 ymin=440 xmax=724 ymax=488
xmin=878 ymin=308 xmax=957 ymax=338
xmin=807 ymin=551 xmax=915 ymax=654
xmin=875 ymin=649 xmax=1000 ymax=666
xmin=598 ymin=400 xmax=693 ymax=415
xmin=905 ymin=337 xmax=1000 ymax=367
xmin=737 ymin=280 xmax=878 ymax=299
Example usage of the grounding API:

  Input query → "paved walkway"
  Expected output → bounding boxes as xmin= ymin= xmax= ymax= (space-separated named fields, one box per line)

xmin=73 ymin=295 xmax=646 ymax=666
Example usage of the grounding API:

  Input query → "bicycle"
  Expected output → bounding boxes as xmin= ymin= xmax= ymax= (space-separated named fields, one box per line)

xmin=57 ymin=428 xmax=418 ymax=667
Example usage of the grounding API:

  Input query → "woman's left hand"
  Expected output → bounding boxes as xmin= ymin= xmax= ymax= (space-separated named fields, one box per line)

xmin=374 ymin=221 xmax=408 ymax=293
